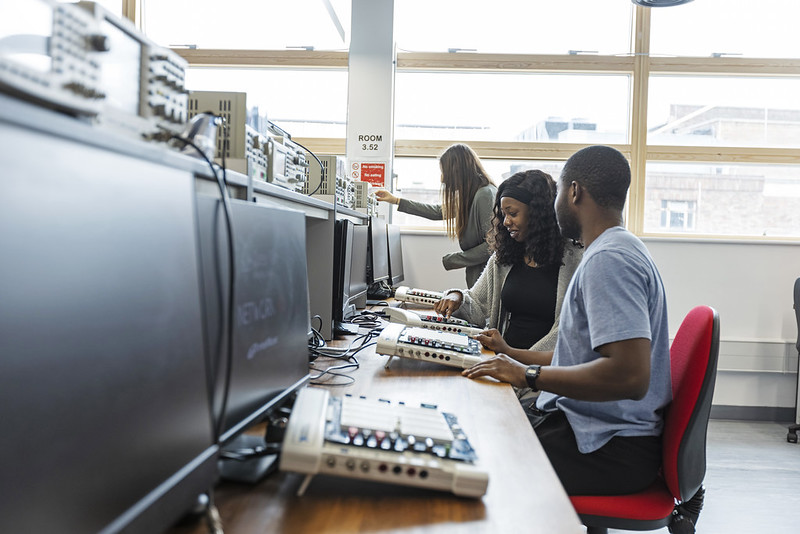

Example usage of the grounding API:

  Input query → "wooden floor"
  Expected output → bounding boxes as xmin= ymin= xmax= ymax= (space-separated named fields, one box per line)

xmin=609 ymin=419 xmax=800 ymax=534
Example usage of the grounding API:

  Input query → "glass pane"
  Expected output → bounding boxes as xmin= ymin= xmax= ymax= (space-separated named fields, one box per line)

xmin=76 ymin=0 xmax=123 ymax=18
xmin=650 ymin=0 xmax=800 ymax=58
xmin=648 ymin=76 xmax=800 ymax=148
xmin=396 ymin=0 xmax=633 ymax=55
xmin=644 ymin=162 xmax=800 ymax=237
xmin=141 ymin=0 xmax=351 ymax=51
xmin=395 ymin=72 xmax=630 ymax=143
xmin=185 ymin=68 xmax=348 ymax=138
xmin=391 ymin=157 xmax=565 ymax=227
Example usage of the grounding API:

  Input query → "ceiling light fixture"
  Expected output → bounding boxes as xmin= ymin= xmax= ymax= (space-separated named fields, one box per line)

xmin=632 ymin=0 xmax=694 ymax=6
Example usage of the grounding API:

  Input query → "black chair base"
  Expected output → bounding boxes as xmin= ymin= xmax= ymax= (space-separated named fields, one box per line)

xmin=788 ymin=423 xmax=799 ymax=443
xmin=668 ymin=486 xmax=704 ymax=534
xmin=582 ymin=486 xmax=705 ymax=534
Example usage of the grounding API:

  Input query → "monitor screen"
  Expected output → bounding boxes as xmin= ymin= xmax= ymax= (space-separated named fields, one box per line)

xmin=387 ymin=223 xmax=405 ymax=285
xmin=195 ymin=197 xmax=311 ymax=447
xmin=97 ymin=18 xmax=143 ymax=116
xmin=0 ymin=128 xmax=217 ymax=533
xmin=368 ymin=216 xmax=390 ymax=284
xmin=333 ymin=219 xmax=353 ymax=325
xmin=333 ymin=219 xmax=369 ymax=328
xmin=348 ymin=223 xmax=370 ymax=314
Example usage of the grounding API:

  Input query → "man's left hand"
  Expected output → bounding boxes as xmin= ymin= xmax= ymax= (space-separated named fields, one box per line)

xmin=462 ymin=353 xmax=528 ymax=388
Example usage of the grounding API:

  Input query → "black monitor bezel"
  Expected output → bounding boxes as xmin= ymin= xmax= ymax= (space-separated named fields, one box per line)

xmin=387 ymin=223 xmax=405 ymax=286
xmin=368 ymin=216 xmax=390 ymax=284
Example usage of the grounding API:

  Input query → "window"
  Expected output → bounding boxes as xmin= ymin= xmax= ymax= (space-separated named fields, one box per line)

xmin=648 ymin=76 xmax=800 ymax=148
xmin=185 ymin=68 xmax=348 ymax=138
xmin=141 ymin=0 xmax=351 ymax=51
xmin=395 ymin=0 xmax=633 ymax=55
xmin=83 ymin=0 xmax=123 ymax=18
xmin=660 ymin=200 xmax=696 ymax=231
xmin=139 ymin=1 xmax=800 ymax=241
xmin=650 ymin=0 xmax=800 ymax=59
xmin=395 ymin=72 xmax=630 ymax=143
xmin=392 ymin=157 xmax=564 ymax=227
xmin=645 ymin=162 xmax=800 ymax=237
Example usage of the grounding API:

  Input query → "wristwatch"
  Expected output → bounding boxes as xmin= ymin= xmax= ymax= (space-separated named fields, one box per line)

xmin=525 ymin=364 xmax=542 ymax=392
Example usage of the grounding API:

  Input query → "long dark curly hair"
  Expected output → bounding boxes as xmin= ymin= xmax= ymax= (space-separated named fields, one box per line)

xmin=488 ymin=169 xmax=565 ymax=267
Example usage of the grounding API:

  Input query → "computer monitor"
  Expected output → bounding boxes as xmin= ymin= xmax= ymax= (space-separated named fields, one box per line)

xmin=195 ymin=197 xmax=311 ymax=481
xmin=387 ymin=223 xmax=405 ymax=286
xmin=0 ymin=132 xmax=217 ymax=533
xmin=350 ymin=223 xmax=370 ymax=307
xmin=368 ymin=216 xmax=390 ymax=284
xmin=333 ymin=219 xmax=370 ymax=334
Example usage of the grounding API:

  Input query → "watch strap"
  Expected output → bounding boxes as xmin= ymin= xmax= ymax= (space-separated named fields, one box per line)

xmin=525 ymin=364 xmax=542 ymax=392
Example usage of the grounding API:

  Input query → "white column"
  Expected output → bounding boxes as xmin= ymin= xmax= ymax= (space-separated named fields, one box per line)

xmin=346 ymin=0 xmax=395 ymax=218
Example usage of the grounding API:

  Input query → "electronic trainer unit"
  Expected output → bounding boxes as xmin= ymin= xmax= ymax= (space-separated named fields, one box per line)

xmin=384 ymin=307 xmax=484 ymax=337
xmin=280 ymin=388 xmax=489 ymax=498
xmin=393 ymin=286 xmax=444 ymax=307
xmin=0 ymin=1 xmax=189 ymax=143
xmin=376 ymin=323 xmax=483 ymax=370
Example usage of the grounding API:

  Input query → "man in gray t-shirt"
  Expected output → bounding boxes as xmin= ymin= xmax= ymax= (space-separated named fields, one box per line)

xmin=536 ymin=225 xmax=671 ymax=453
xmin=463 ymin=145 xmax=671 ymax=495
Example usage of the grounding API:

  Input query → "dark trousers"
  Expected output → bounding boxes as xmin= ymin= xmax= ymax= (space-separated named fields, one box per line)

xmin=534 ymin=409 xmax=662 ymax=496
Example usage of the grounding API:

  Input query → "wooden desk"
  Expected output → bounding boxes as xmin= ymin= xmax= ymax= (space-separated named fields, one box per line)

xmin=173 ymin=325 xmax=583 ymax=533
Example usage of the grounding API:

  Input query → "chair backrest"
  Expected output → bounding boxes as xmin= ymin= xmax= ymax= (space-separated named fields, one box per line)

xmin=794 ymin=278 xmax=799 ymax=355
xmin=662 ymin=305 xmax=720 ymax=502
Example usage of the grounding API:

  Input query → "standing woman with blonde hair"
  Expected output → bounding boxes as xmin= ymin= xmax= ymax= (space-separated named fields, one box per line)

xmin=376 ymin=143 xmax=497 ymax=287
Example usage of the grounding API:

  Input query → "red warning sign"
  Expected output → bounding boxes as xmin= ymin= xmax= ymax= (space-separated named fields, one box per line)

xmin=360 ymin=163 xmax=385 ymax=187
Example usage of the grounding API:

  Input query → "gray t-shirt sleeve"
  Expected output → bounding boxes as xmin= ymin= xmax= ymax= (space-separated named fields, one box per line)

xmin=582 ymin=251 xmax=653 ymax=350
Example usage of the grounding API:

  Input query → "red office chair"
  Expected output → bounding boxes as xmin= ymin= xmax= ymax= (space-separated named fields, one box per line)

xmin=570 ymin=305 xmax=720 ymax=534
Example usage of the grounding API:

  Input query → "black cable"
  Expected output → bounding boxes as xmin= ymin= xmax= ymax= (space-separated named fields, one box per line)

xmin=349 ymin=310 xmax=384 ymax=330
xmin=219 ymin=442 xmax=282 ymax=461
xmin=171 ymin=122 xmax=235 ymax=446
xmin=169 ymin=135 xmax=224 ymax=452
xmin=308 ymin=354 xmax=360 ymax=386
xmin=308 ymin=370 xmax=356 ymax=387
xmin=308 ymin=327 xmax=378 ymax=362
xmin=306 ymin=329 xmax=384 ymax=388
xmin=290 ymin=138 xmax=326 ymax=196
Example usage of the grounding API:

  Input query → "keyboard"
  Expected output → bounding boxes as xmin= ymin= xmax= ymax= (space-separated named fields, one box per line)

xmin=279 ymin=387 xmax=489 ymax=498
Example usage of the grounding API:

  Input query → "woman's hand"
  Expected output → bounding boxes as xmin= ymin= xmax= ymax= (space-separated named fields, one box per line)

xmin=473 ymin=328 xmax=511 ymax=354
xmin=434 ymin=292 xmax=463 ymax=318
xmin=462 ymin=353 xmax=528 ymax=388
xmin=374 ymin=190 xmax=400 ymax=204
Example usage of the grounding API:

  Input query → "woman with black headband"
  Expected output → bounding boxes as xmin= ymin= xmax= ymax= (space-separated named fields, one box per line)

xmin=434 ymin=169 xmax=582 ymax=355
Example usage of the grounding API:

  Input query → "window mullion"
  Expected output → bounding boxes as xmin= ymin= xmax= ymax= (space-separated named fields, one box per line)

xmin=629 ymin=5 xmax=650 ymax=235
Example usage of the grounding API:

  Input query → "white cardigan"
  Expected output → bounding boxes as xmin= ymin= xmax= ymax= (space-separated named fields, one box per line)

xmin=446 ymin=241 xmax=583 ymax=351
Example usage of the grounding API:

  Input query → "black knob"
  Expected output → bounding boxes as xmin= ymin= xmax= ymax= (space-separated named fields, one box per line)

xmin=88 ymin=34 xmax=110 ymax=52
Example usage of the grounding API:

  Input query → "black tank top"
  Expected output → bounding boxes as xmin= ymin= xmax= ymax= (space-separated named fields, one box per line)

xmin=500 ymin=262 xmax=559 ymax=349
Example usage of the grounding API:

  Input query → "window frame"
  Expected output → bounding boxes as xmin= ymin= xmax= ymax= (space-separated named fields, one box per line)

xmin=125 ymin=2 xmax=800 ymax=240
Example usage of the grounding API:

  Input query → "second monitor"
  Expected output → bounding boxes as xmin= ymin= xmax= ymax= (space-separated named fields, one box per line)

xmin=333 ymin=219 xmax=370 ymax=335
xmin=387 ymin=223 xmax=404 ymax=286
xmin=368 ymin=216 xmax=390 ymax=285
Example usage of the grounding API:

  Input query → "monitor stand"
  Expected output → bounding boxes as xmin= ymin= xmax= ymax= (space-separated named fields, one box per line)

xmin=218 ymin=434 xmax=278 ymax=484
xmin=334 ymin=321 xmax=359 ymax=336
